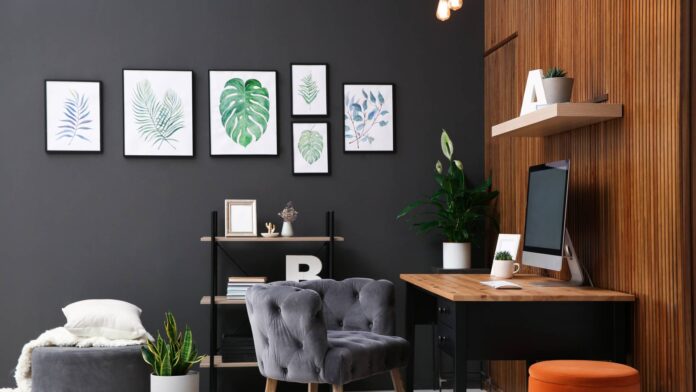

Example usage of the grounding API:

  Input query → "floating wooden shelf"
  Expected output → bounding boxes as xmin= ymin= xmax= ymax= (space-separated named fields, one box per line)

xmin=491 ymin=103 xmax=623 ymax=138
xmin=200 ymin=296 xmax=245 ymax=305
xmin=200 ymin=355 xmax=257 ymax=369
xmin=200 ymin=236 xmax=345 ymax=242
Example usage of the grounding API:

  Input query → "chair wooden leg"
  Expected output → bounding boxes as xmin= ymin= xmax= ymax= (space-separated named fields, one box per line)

xmin=265 ymin=378 xmax=278 ymax=392
xmin=331 ymin=385 xmax=343 ymax=392
xmin=390 ymin=368 xmax=405 ymax=392
xmin=308 ymin=383 xmax=319 ymax=392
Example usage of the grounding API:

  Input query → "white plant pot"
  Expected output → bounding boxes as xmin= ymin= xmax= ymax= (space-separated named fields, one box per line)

xmin=442 ymin=242 xmax=471 ymax=269
xmin=151 ymin=372 xmax=199 ymax=392
xmin=281 ymin=221 xmax=294 ymax=237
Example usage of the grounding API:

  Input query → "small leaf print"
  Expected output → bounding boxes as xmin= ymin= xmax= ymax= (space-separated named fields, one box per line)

xmin=298 ymin=73 xmax=319 ymax=105
xmin=298 ymin=129 xmax=324 ymax=164
xmin=56 ymin=90 xmax=92 ymax=145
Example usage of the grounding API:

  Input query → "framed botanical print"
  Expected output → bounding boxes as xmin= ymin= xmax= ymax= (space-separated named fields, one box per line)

xmin=45 ymin=80 xmax=101 ymax=153
xmin=209 ymin=70 xmax=278 ymax=156
xmin=291 ymin=64 xmax=328 ymax=117
xmin=292 ymin=123 xmax=330 ymax=175
xmin=343 ymin=83 xmax=395 ymax=152
xmin=122 ymin=69 xmax=194 ymax=157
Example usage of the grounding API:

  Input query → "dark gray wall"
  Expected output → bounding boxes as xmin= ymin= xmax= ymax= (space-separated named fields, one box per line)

xmin=0 ymin=0 xmax=483 ymax=390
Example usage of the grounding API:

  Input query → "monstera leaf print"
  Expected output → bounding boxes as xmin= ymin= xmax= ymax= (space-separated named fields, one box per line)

xmin=298 ymin=129 xmax=324 ymax=164
xmin=132 ymin=80 xmax=185 ymax=150
xmin=219 ymin=78 xmax=270 ymax=148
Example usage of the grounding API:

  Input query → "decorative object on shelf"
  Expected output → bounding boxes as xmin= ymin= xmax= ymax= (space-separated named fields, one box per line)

xmin=291 ymin=64 xmax=328 ymax=116
xmin=542 ymin=67 xmax=574 ymax=104
xmin=209 ymin=70 xmax=278 ymax=156
xmin=141 ymin=312 xmax=204 ymax=392
xmin=45 ymin=80 xmax=102 ymax=153
xmin=343 ymin=83 xmax=395 ymax=152
xmin=278 ymin=201 xmax=299 ymax=237
xmin=398 ymin=130 xmax=499 ymax=269
xmin=123 ymin=70 xmax=194 ymax=157
xmin=520 ymin=69 xmax=547 ymax=115
xmin=286 ymin=255 xmax=323 ymax=281
xmin=435 ymin=0 xmax=463 ymax=21
xmin=224 ymin=199 xmax=257 ymax=237
xmin=490 ymin=251 xmax=520 ymax=279
xmin=227 ymin=276 xmax=267 ymax=300
xmin=292 ymin=123 xmax=330 ymax=175
xmin=261 ymin=222 xmax=279 ymax=238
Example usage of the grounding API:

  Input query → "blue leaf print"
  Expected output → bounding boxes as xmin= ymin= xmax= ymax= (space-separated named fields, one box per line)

xmin=56 ymin=90 xmax=92 ymax=145
xmin=378 ymin=92 xmax=385 ymax=104
xmin=370 ymin=92 xmax=376 ymax=103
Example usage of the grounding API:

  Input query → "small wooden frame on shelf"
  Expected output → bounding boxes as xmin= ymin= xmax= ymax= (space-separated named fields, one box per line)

xmin=491 ymin=103 xmax=623 ymax=138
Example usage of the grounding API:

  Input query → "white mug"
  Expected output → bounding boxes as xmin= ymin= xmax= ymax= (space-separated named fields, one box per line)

xmin=490 ymin=259 xmax=520 ymax=279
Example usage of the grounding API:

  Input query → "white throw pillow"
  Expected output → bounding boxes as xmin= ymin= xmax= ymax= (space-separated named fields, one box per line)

xmin=63 ymin=299 xmax=149 ymax=340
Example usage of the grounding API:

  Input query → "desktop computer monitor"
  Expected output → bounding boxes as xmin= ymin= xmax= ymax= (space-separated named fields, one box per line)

xmin=521 ymin=160 xmax=570 ymax=272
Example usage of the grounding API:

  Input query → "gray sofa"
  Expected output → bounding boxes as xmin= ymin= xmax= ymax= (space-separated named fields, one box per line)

xmin=32 ymin=346 xmax=149 ymax=392
xmin=246 ymin=278 xmax=409 ymax=392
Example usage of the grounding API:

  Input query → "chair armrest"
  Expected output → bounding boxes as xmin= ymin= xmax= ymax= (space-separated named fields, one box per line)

xmin=246 ymin=284 xmax=328 ymax=382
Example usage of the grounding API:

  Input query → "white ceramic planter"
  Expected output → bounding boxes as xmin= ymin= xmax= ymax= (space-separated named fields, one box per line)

xmin=281 ymin=221 xmax=294 ymax=237
xmin=442 ymin=242 xmax=471 ymax=269
xmin=151 ymin=372 xmax=199 ymax=392
xmin=541 ymin=77 xmax=574 ymax=103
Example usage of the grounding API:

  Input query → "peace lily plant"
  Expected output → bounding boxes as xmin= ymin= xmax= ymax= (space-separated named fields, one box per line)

xmin=142 ymin=312 xmax=204 ymax=392
xmin=398 ymin=130 xmax=499 ymax=269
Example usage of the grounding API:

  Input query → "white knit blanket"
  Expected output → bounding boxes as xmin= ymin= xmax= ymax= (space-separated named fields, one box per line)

xmin=0 ymin=327 xmax=148 ymax=392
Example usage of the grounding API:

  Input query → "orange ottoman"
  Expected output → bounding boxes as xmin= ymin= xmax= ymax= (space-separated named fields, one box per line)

xmin=529 ymin=360 xmax=640 ymax=392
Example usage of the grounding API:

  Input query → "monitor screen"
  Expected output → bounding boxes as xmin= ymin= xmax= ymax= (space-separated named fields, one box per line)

xmin=523 ymin=160 xmax=569 ymax=256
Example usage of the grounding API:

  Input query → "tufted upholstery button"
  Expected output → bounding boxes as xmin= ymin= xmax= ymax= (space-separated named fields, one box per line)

xmin=314 ymin=366 xmax=321 ymax=374
xmin=368 ymin=321 xmax=373 ymax=328
xmin=337 ymin=320 xmax=344 ymax=327
xmin=281 ymin=367 xmax=288 ymax=375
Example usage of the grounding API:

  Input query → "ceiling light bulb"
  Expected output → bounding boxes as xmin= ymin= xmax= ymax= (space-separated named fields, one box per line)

xmin=449 ymin=0 xmax=463 ymax=11
xmin=436 ymin=0 xmax=451 ymax=21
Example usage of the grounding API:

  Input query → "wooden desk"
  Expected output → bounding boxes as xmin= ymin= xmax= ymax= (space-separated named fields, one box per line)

xmin=401 ymin=274 xmax=635 ymax=391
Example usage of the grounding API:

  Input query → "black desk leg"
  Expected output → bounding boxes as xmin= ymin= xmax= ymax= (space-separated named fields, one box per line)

xmin=454 ymin=303 xmax=467 ymax=392
xmin=405 ymin=284 xmax=416 ymax=392
xmin=612 ymin=302 xmax=630 ymax=364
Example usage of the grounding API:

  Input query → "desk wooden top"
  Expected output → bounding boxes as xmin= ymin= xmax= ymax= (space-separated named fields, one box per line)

xmin=400 ymin=274 xmax=635 ymax=302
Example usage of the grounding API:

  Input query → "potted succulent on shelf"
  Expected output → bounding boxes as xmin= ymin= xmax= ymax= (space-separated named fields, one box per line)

xmin=398 ymin=130 xmax=499 ymax=269
xmin=142 ymin=312 xmax=205 ymax=392
xmin=542 ymin=67 xmax=574 ymax=104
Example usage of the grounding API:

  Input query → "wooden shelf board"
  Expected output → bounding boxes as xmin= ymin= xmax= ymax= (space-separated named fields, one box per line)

xmin=491 ymin=103 xmax=623 ymax=138
xmin=200 ymin=355 xmax=257 ymax=368
xmin=200 ymin=296 xmax=246 ymax=305
xmin=200 ymin=236 xmax=344 ymax=242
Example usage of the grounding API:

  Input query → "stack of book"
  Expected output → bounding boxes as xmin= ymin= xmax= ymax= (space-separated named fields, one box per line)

xmin=227 ymin=276 xmax=267 ymax=300
xmin=221 ymin=334 xmax=256 ymax=363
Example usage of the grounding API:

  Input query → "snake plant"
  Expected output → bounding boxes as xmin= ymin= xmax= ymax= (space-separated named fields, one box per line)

xmin=141 ymin=312 xmax=204 ymax=376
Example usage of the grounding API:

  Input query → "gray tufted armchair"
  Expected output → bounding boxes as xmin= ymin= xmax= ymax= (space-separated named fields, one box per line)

xmin=246 ymin=278 xmax=409 ymax=392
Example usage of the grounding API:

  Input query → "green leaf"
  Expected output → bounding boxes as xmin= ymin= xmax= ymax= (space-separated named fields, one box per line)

xmin=297 ymin=130 xmax=324 ymax=164
xmin=298 ymin=73 xmax=319 ymax=105
xmin=132 ymin=80 xmax=185 ymax=150
xmin=219 ymin=78 xmax=270 ymax=148
xmin=440 ymin=129 xmax=453 ymax=160
xmin=141 ymin=346 xmax=156 ymax=369
xmin=160 ymin=348 xmax=172 ymax=376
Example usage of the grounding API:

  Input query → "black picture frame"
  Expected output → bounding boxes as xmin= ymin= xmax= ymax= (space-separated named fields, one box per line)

xmin=342 ymin=83 xmax=396 ymax=154
xmin=45 ymin=79 xmax=103 ymax=154
xmin=122 ymin=68 xmax=195 ymax=159
xmin=291 ymin=122 xmax=331 ymax=176
xmin=290 ymin=63 xmax=329 ymax=117
xmin=208 ymin=69 xmax=279 ymax=157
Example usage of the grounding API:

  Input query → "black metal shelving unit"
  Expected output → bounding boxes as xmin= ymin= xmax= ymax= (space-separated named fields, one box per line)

xmin=200 ymin=210 xmax=342 ymax=392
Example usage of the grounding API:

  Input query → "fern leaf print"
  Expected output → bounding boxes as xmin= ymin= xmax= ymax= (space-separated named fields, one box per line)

xmin=56 ymin=90 xmax=92 ymax=145
xmin=132 ymin=80 xmax=185 ymax=150
xmin=298 ymin=73 xmax=319 ymax=107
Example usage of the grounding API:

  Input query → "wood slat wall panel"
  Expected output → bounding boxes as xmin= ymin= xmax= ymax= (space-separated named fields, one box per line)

xmin=483 ymin=1 xmax=692 ymax=390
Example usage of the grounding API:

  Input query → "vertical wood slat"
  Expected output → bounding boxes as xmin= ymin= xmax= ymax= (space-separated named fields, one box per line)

xmin=483 ymin=0 xmax=693 ymax=390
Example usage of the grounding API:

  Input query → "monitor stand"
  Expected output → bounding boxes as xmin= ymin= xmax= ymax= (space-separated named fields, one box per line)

xmin=532 ymin=228 xmax=594 ymax=287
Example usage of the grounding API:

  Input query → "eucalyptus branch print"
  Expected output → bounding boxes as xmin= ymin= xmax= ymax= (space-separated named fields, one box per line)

xmin=297 ymin=126 xmax=324 ymax=164
xmin=298 ymin=73 xmax=319 ymax=108
xmin=132 ymin=80 xmax=185 ymax=150
xmin=344 ymin=89 xmax=390 ymax=149
xmin=56 ymin=90 xmax=93 ymax=145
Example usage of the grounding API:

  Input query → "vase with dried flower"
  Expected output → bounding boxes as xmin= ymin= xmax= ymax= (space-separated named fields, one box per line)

xmin=278 ymin=202 xmax=299 ymax=237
